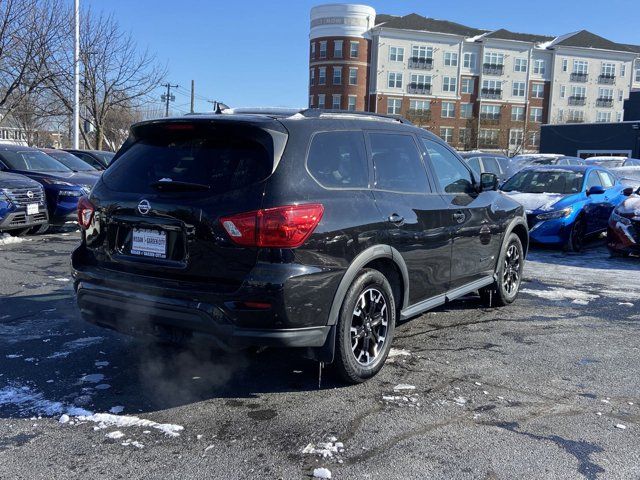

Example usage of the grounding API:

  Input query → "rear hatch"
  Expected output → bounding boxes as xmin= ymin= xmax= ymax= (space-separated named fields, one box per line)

xmin=88 ymin=117 xmax=288 ymax=288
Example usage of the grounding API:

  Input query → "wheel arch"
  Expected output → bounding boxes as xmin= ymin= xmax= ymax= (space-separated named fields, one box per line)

xmin=501 ymin=217 xmax=529 ymax=267
xmin=327 ymin=245 xmax=410 ymax=326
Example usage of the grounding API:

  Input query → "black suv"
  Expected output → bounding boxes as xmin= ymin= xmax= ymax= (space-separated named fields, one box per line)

xmin=72 ymin=109 xmax=528 ymax=383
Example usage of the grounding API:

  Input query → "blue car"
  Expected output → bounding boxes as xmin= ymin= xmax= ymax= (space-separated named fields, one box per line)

xmin=501 ymin=165 xmax=627 ymax=251
xmin=0 ymin=172 xmax=48 ymax=235
xmin=0 ymin=145 xmax=98 ymax=231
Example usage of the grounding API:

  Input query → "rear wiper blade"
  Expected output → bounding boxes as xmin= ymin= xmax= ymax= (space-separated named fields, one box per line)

xmin=149 ymin=180 xmax=210 ymax=191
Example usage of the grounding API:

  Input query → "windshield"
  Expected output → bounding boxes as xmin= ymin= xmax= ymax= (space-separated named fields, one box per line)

xmin=46 ymin=150 xmax=97 ymax=171
xmin=502 ymin=170 xmax=584 ymax=194
xmin=0 ymin=150 xmax=72 ymax=172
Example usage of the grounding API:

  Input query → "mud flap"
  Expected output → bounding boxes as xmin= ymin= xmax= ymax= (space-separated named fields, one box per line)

xmin=301 ymin=325 xmax=336 ymax=363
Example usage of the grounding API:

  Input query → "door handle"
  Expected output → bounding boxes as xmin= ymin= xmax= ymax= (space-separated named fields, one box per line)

xmin=453 ymin=211 xmax=466 ymax=224
xmin=388 ymin=213 xmax=405 ymax=226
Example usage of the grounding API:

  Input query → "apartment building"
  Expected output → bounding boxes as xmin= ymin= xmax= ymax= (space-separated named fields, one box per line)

xmin=308 ymin=4 xmax=640 ymax=153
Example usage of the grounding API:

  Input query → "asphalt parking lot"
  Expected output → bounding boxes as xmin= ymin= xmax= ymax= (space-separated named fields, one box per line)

xmin=0 ymin=231 xmax=639 ymax=479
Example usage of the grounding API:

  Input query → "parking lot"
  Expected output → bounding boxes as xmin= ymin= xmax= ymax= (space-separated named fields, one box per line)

xmin=0 ymin=231 xmax=639 ymax=479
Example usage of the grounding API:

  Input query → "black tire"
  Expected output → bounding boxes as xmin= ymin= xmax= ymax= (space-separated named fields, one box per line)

xmin=480 ymin=233 xmax=524 ymax=307
xmin=333 ymin=268 xmax=396 ymax=384
xmin=7 ymin=227 xmax=31 ymax=237
xmin=29 ymin=224 xmax=50 ymax=235
xmin=565 ymin=216 xmax=585 ymax=253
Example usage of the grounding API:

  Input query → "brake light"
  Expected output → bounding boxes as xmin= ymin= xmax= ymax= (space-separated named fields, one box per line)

xmin=221 ymin=204 xmax=324 ymax=248
xmin=77 ymin=196 xmax=95 ymax=229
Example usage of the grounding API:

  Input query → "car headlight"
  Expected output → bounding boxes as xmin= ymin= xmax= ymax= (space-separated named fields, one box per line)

xmin=536 ymin=207 xmax=573 ymax=220
xmin=611 ymin=210 xmax=632 ymax=226
xmin=41 ymin=178 xmax=75 ymax=186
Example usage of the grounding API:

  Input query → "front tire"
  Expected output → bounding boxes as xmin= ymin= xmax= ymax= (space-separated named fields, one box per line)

xmin=480 ymin=233 xmax=524 ymax=307
xmin=565 ymin=216 xmax=585 ymax=253
xmin=333 ymin=269 xmax=396 ymax=384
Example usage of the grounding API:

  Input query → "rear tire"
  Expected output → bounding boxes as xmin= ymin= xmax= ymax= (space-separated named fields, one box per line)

xmin=480 ymin=233 xmax=524 ymax=307
xmin=333 ymin=269 xmax=396 ymax=384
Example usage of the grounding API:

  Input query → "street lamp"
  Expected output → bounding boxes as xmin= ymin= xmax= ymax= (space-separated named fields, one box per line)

xmin=73 ymin=0 xmax=80 ymax=149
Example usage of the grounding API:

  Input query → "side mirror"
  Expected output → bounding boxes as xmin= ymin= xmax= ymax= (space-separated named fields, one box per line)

xmin=586 ymin=185 xmax=605 ymax=196
xmin=623 ymin=186 xmax=634 ymax=196
xmin=480 ymin=172 xmax=499 ymax=192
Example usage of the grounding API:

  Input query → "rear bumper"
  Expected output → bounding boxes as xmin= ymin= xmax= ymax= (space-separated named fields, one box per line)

xmin=71 ymin=244 xmax=343 ymax=349
xmin=607 ymin=222 xmax=640 ymax=254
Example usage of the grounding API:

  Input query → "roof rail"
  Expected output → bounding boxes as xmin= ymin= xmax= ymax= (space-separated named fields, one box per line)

xmin=297 ymin=108 xmax=413 ymax=125
xmin=220 ymin=107 xmax=302 ymax=117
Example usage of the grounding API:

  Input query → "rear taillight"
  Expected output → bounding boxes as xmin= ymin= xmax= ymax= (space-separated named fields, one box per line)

xmin=221 ymin=204 xmax=324 ymax=248
xmin=77 ymin=196 xmax=95 ymax=229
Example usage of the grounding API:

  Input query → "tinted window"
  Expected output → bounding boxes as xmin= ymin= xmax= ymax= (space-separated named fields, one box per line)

xmin=46 ymin=151 xmax=97 ymax=171
xmin=586 ymin=171 xmax=603 ymax=189
xmin=307 ymin=131 xmax=368 ymax=188
xmin=0 ymin=150 xmax=71 ymax=172
xmin=103 ymin=124 xmax=276 ymax=194
xmin=73 ymin=152 xmax=103 ymax=169
xmin=502 ymin=170 xmax=584 ymax=194
xmin=482 ymin=157 xmax=502 ymax=175
xmin=598 ymin=171 xmax=614 ymax=188
xmin=466 ymin=157 xmax=482 ymax=174
xmin=422 ymin=140 xmax=474 ymax=194
xmin=369 ymin=133 xmax=429 ymax=193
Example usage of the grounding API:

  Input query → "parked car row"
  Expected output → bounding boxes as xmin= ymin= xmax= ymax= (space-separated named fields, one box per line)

xmin=0 ymin=146 xmax=114 ymax=235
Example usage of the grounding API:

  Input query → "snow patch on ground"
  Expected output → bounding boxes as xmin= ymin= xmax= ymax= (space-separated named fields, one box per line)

xmin=77 ymin=412 xmax=184 ymax=437
xmin=0 ymin=233 xmax=28 ymax=246
xmin=313 ymin=467 xmax=332 ymax=479
xmin=388 ymin=348 xmax=411 ymax=358
xmin=80 ymin=373 xmax=105 ymax=384
xmin=302 ymin=438 xmax=345 ymax=458
xmin=522 ymin=287 xmax=599 ymax=304
xmin=63 ymin=336 xmax=104 ymax=351
xmin=106 ymin=431 xmax=125 ymax=439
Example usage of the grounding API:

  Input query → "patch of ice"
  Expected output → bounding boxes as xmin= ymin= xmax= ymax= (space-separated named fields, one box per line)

xmin=109 ymin=406 xmax=124 ymax=414
xmin=313 ymin=467 xmax=332 ymax=479
xmin=522 ymin=287 xmax=599 ymax=304
xmin=106 ymin=431 xmax=125 ymax=439
xmin=0 ymin=384 xmax=92 ymax=417
xmin=54 ymin=278 xmax=70 ymax=282
xmin=6 ymin=354 xmax=22 ymax=359
xmin=80 ymin=374 xmax=105 ymax=384
xmin=63 ymin=336 xmax=104 ymax=351
xmin=615 ymin=424 xmax=626 ymax=430
xmin=618 ymin=302 xmax=634 ymax=307
xmin=77 ymin=412 xmax=184 ymax=437
xmin=393 ymin=384 xmax=415 ymax=391
xmin=388 ymin=348 xmax=411 ymax=357
xmin=94 ymin=384 xmax=111 ymax=390
xmin=95 ymin=361 xmax=109 ymax=367
xmin=47 ymin=351 xmax=71 ymax=359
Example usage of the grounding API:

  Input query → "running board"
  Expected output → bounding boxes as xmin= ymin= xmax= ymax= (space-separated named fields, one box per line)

xmin=400 ymin=275 xmax=495 ymax=321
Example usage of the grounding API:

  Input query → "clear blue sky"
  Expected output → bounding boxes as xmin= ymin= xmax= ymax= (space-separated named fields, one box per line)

xmin=82 ymin=0 xmax=638 ymax=113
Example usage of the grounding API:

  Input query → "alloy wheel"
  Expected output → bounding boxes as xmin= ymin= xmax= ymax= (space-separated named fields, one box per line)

xmin=350 ymin=287 xmax=389 ymax=366
xmin=502 ymin=243 xmax=521 ymax=296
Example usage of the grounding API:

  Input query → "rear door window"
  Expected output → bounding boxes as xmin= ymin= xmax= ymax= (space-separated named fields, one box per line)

xmin=102 ymin=123 xmax=280 ymax=194
xmin=307 ymin=131 xmax=368 ymax=188
xmin=482 ymin=157 xmax=502 ymax=175
xmin=368 ymin=133 xmax=430 ymax=193
xmin=466 ymin=157 xmax=482 ymax=174
xmin=422 ymin=140 xmax=475 ymax=195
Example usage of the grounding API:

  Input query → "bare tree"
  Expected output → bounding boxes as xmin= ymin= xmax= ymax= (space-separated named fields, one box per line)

xmin=11 ymin=87 xmax=65 ymax=146
xmin=49 ymin=8 xmax=166 ymax=150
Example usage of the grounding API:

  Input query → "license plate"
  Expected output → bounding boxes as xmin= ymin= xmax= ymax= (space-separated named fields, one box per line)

xmin=27 ymin=203 xmax=38 ymax=215
xmin=131 ymin=229 xmax=167 ymax=259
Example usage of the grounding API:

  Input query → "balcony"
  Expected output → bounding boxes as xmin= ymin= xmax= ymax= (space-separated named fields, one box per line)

xmin=407 ymin=83 xmax=432 ymax=95
xmin=570 ymin=72 xmax=588 ymax=82
xmin=482 ymin=63 xmax=504 ymax=75
xmin=406 ymin=109 xmax=432 ymax=121
xmin=480 ymin=113 xmax=501 ymax=124
xmin=598 ymin=74 xmax=616 ymax=85
xmin=596 ymin=98 xmax=614 ymax=108
xmin=568 ymin=96 xmax=586 ymax=106
xmin=481 ymin=88 xmax=502 ymax=99
xmin=408 ymin=57 xmax=433 ymax=70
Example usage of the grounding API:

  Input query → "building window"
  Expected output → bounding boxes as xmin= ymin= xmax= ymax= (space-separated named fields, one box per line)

xmin=560 ymin=85 xmax=566 ymax=98
xmin=440 ymin=127 xmax=454 ymax=143
xmin=410 ymin=73 xmax=432 ymax=92
xmin=514 ymin=58 xmax=528 ymax=73
xmin=387 ymin=98 xmax=402 ymax=115
xmin=318 ymin=94 xmax=325 ymax=109
xmin=617 ymin=112 xmax=623 ymax=122
xmin=409 ymin=99 xmax=430 ymax=112
xmin=333 ymin=67 xmax=342 ymax=85
xmin=318 ymin=67 xmax=326 ymax=85
xmin=562 ymin=59 xmax=568 ymax=72
xmin=618 ymin=89 xmax=624 ymax=101
xmin=531 ymin=83 xmax=545 ymax=98
xmin=571 ymin=85 xmax=586 ymax=98
xmin=621 ymin=63 xmax=626 ymax=77
xmin=512 ymin=81 xmax=525 ymax=97
xmin=332 ymin=95 xmax=341 ymax=110
xmin=459 ymin=128 xmax=470 ymax=145
xmin=443 ymin=76 xmax=457 ymax=93
xmin=601 ymin=62 xmax=616 ymax=77
xmin=479 ymin=129 xmax=500 ymax=147
xmin=311 ymin=43 xmax=316 ymax=59
xmin=309 ymin=95 xmax=314 ymax=108
xmin=599 ymin=87 xmax=614 ymax=100
xmin=461 ymin=78 xmax=475 ymax=94
xmin=509 ymin=129 xmax=524 ymax=147
xmin=511 ymin=106 xmax=525 ymax=121
xmin=441 ymin=102 xmax=455 ymax=118
xmin=309 ymin=68 xmax=315 ymax=86
xmin=529 ymin=131 xmax=540 ymax=147
xmin=389 ymin=46 xmax=404 ymax=62
xmin=334 ymin=40 xmax=343 ymax=58
xmin=573 ymin=60 xmax=588 ymax=74
xmin=347 ymin=95 xmax=357 ymax=111
xmin=533 ymin=59 xmax=546 ymax=75
xmin=568 ymin=110 xmax=584 ymax=122
xmin=349 ymin=67 xmax=358 ymax=86
xmin=482 ymin=79 xmax=501 ymax=91
xmin=444 ymin=52 xmax=458 ymax=67
xmin=596 ymin=111 xmax=612 ymax=123
xmin=350 ymin=41 xmax=359 ymax=58
xmin=412 ymin=45 xmax=433 ymax=60
xmin=530 ymin=107 xmax=543 ymax=123
xmin=319 ymin=41 xmax=327 ymax=59
xmin=484 ymin=52 xmax=505 ymax=66
xmin=480 ymin=104 xmax=501 ymax=119
xmin=463 ymin=52 xmax=476 ymax=69
xmin=460 ymin=103 xmax=473 ymax=119
xmin=388 ymin=72 xmax=403 ymax=88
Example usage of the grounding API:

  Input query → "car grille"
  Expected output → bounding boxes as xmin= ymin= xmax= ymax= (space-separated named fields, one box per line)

xmin=6 ymin=212 xmax=47 ymax=226
xmin=2 ymin=187 xmax=46 ymax=206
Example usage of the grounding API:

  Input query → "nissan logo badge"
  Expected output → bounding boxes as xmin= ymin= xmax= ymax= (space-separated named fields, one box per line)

xmin=138 ymin=199 xmax=151 ymax=215
xmin=26 ymin=190 xmax=34 ymax=198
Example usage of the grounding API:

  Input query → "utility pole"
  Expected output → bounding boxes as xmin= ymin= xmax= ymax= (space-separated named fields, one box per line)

xmin=73 ymin=0 xmax=80 ymax=149
xmin=161 ymin=83 xmax=178 ymax=117
xmin=190 ymin=80 xmax=195 ymax=114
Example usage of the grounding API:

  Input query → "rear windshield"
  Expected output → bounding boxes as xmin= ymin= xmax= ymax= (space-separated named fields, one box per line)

xmin=502 ymin=170 xmax=584 ymax=194
xmin=103 ymin=123 xmax=279 ymax=194
xmin=0 ymin=150 xmax=71 ymax=172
